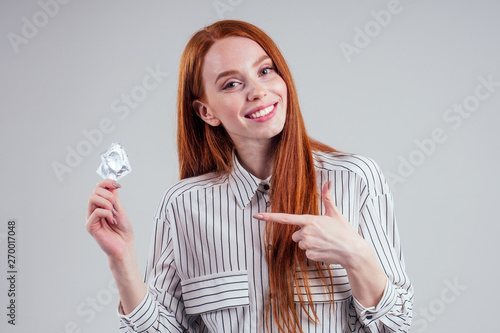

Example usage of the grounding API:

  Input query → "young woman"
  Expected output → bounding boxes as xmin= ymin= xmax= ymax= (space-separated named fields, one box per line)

xmin=86 ymin=20 xmax=413 ymax=333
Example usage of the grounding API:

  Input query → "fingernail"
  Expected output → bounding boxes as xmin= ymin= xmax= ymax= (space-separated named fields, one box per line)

xmin=113 ymin=218 xmax=117 ymax=225
xmin=327 ymin=181 xmax=333 ymax=190
xmin=253 ymin=214 xmax=264 ymax=220
xmin=112 ymin=208 xmax=118 ymax=216
xmin=113 ymin=182 xmax=121 ymax=188
xmin=113 ymin=202 xmax=118 ymax=211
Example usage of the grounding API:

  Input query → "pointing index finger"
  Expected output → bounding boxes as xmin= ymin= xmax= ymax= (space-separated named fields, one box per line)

xmin=253 ymin=213 xmax=308 ymax=227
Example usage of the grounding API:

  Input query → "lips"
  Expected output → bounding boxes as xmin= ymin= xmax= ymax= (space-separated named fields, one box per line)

xmin=245 ymin=103 xmax=277 ymax=119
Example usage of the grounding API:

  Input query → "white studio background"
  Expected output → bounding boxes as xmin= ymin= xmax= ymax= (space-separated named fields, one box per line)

xmin=1 ymin=0 xmax=498 ymax=332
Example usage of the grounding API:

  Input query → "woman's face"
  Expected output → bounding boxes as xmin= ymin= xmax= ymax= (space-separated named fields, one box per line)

xmin=194 ymin=36 xmax=287 ymax=150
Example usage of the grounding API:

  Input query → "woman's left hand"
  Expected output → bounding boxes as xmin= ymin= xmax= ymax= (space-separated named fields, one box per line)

xmin=254 ymin=181 xmax=388 ymax=307
xmin=253 ymin=181 xmax=367 ymax=268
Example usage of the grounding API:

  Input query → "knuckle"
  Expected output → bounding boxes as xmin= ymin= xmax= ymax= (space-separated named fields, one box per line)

xmin=308 ymin=220 xmax=318 ymax=229
xmin=305 ymin=250 xmax=316 ymax=261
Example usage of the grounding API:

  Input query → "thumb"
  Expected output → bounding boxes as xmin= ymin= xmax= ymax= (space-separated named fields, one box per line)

xmin=322 ymin=181 xmax=340 ymax=218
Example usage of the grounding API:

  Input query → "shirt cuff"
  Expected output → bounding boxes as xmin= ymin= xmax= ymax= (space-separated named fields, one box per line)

xmin=117 ymin=292 xmax=158 ymax=331
xmin=352 ymin=278 xmax=397 ymax=326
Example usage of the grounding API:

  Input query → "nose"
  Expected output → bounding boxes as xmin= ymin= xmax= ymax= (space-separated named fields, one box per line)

xmin=247 ymin=79 xmax=267 ymax=100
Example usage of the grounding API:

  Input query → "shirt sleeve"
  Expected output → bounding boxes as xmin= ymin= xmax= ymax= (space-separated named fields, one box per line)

xmin=117 ymin=211 xmax=202 ymax=332
xmin=349 ymin=160 xmax=414 ymax=332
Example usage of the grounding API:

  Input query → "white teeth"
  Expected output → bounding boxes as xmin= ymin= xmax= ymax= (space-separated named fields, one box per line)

xmin=249 ymin=104 xmax=274 ymax=119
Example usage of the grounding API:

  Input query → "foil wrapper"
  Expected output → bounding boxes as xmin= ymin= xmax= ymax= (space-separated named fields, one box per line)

xmin=96 ymin=142 xmax=132 ymax=180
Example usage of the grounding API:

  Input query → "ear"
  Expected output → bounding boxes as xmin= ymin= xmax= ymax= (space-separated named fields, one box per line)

xmin=192 ymin=100 xmax=221 ymax=127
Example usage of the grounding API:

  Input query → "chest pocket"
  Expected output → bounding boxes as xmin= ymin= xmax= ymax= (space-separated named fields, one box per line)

xmin=181 ymin=270 xmax=250 ymax=315
xmin=294 ymin=264 xmax=352 ymax=303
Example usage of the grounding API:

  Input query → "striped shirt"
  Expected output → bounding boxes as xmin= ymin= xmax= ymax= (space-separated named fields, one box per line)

xmin=118 ymin=151 xmax=413 ymax=332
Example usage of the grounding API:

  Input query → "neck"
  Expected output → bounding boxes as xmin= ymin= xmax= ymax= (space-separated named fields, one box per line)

xmin=234 ymin=140 xmax=274 ymax=180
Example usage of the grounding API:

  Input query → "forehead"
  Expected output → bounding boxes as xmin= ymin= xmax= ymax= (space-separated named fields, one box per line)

xmin=202 ymin=36 xmax=269 ymax=77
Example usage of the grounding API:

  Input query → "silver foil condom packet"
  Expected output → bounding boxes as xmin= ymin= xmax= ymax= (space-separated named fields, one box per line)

xmin=96 ymin=142 xmax=132 ymax=180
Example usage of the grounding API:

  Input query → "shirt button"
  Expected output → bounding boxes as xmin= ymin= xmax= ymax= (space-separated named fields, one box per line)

xmin=366 ymin=315 xmax=373 ymax=320
xmin=263 ymin=184 xmax=270 ymax=191
xmin=266 ymin=202 xmax=271 ymax=207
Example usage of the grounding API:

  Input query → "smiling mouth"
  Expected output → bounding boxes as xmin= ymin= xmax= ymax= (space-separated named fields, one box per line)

xmin=246 ymin=103 xmax=276 ymax=119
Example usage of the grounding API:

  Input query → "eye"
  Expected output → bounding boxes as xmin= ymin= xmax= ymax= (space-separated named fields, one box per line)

xmin=260 ymin=67 xmax=275 ymax=76
xmin=222 ymin=81 xmax=240 ymax=90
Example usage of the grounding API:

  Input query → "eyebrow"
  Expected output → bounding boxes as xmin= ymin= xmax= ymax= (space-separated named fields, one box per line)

xmin=214 ymin=55 xmax=271 ymax=85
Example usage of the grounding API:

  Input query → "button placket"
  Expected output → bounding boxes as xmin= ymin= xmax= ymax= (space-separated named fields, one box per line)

xmin=258 ymin=181 xmax=271 ymax=211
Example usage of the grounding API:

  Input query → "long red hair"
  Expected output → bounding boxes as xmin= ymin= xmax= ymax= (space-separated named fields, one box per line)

xmin=177 ymin=20 xmax=337 ymax=332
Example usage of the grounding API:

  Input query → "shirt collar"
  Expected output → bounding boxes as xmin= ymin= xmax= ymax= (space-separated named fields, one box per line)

xmin=228 ymin=151 xmax=270 ymax=209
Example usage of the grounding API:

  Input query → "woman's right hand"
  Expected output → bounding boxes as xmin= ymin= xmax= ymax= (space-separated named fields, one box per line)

xmin=86 ymin=179 xmax=134 ymax=261
xmin=86 ymin=179 xmax=148 ymax=314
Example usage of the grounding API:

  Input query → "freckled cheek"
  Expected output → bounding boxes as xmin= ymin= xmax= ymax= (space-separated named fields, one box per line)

xmin=220 ymin=99 xmax=243 ymax=116
xmin=275 ymin=79 xmax=288 ymax=104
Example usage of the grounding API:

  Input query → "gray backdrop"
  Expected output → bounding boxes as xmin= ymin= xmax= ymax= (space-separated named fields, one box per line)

xmin=1 ymin=0 xmax=498 ymax=332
